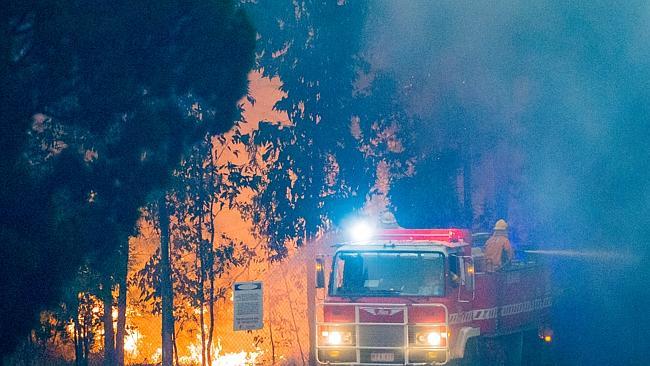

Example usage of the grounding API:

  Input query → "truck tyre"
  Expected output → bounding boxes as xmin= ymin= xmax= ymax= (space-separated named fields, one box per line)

xmin=458 ymin=337 xmax=482 ymax=366
xmin=482 ymin=333 xmax=522 ymax=366
xmin=522 ymin=330 xmax=553 ymax=366
xmin=505 ymin=332 xmax=523 ymax=366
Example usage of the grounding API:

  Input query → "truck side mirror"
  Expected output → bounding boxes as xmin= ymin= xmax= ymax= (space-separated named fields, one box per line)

xmin=457 ymin=256 xmax=476 ymax=302
xmin=315 ymin=258 xmax=325 ymax=289
xmin=463 ymin=257 xmax=475 ymax=292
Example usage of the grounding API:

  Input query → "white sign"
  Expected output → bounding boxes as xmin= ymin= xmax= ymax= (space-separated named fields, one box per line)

xmin=233 ymin=281 xmax=263 ymax=331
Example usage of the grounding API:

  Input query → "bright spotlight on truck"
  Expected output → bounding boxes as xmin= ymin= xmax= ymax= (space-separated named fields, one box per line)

xmin=349 ymin=220 xmax=374 ymax=242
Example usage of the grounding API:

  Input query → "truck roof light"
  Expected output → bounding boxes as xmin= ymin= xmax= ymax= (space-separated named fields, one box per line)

xmin=348 ymin=220 xmax=375 ymax=242
xmin=376 ymin=228 xmax=471 ymax=243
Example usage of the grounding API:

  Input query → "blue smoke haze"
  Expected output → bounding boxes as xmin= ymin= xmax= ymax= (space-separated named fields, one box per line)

xmin=364 ymin=1 xmax=650 ymax=364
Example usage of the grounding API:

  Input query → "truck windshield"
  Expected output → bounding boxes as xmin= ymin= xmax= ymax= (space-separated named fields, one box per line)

xmin=330 ymin=251 xmax=445 ymax=297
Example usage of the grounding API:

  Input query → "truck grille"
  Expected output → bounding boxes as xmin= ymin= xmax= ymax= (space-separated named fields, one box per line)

xmin=317 ymin=302 xmax=450 ymax=365
xmin=358 ymin=324 xmax=404 ymax=347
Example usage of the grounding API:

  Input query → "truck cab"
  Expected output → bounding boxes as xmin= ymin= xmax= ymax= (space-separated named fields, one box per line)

xmin=315 ymin=228 xmax=552 ymax=365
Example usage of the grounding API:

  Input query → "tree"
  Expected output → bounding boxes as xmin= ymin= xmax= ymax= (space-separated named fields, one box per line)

xmin=0 ymin=0 xmax=255 ymax=359
xmin=244 ymin=0 xmax=373 ymax=250
xmin=167 ymin=134 xmax=249 ymax=366
xmin=132 ymin=128 xmax=254 ymax=366
xmin=157 ymin=195 xmax=174 ymax=366
xmin=244 ymin=2 xmax=416 ymax=364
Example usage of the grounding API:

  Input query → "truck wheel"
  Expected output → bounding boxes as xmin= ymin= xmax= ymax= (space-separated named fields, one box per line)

xmin=522 ymin=330 xmax=554 ymax=366
xmin=458 ymin=337 xmax=482 ymax=366
xmin=505 ymin=332 xmax=523 ymax=366
xmin=482 ymin=333 xmax=522 ymax=366
xmin=482 ymin=337 xmax=505 ymax=365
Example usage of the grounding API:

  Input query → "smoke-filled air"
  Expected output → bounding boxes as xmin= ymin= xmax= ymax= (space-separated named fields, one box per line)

xmin=1 ymin=1 xmax=648 ymax=366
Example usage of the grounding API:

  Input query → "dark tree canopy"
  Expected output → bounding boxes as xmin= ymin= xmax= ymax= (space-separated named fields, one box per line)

xmin=244 ymin=1 xmax=414 ymax=258
xmin=244 ymin=0 xmax=374 ymax=256
xmin=0 ymin=0 xmax=255 ymax=356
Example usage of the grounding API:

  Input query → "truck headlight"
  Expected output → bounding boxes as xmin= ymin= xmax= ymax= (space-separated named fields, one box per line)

xmin=319 ymin=326 xmax=354 ymax=346
xmin=426 ymin=332 xmax=442 ymax=346
xmin=414 ymin=327 xmax=447 ymax=347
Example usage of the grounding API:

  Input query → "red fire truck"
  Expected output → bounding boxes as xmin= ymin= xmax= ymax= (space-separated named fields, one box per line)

xmin=314 ymin=226 xmax=553 ymax=365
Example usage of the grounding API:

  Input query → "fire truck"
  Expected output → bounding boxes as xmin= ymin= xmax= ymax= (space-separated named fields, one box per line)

xmin=314 ymin=226 xmax=553 ymax=365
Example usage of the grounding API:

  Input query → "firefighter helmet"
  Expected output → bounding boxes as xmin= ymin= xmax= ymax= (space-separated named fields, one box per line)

xmin=494 ymin=219 xmax=508 ymax=231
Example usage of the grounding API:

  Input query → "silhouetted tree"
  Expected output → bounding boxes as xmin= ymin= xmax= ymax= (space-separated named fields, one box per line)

xmin=244 ymin=0 xmax=374 ymax=253
xmin=132 ymin=129 xmax=254 ymax=366
xmin=244 ymin=3 xmax=416 ymax=364
xmin=0 ymin=0 xmax=254 ymax=359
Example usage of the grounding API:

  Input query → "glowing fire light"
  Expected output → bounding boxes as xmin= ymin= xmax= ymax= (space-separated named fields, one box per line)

xmin=151 ymin=348 xmax=162 ymax=364
xmin=180 ymin=335 xmax=263 ymax=366
xmin=124 ymin=330 xmax=142 ymax=357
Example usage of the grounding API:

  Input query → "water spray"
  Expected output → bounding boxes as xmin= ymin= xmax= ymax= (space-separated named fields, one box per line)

xmin=522 ymin=248 xmax=638 ymax=264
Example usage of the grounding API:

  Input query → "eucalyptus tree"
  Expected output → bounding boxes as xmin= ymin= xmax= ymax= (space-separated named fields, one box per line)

xmin=243 ymin=3 xmax=415 ymax=364
xmin=0 ymin=1 xmax=254 ymax=362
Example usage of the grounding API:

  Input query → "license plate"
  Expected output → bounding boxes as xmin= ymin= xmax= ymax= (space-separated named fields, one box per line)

xmin=370 ymin=352 xmax=395 ymax=362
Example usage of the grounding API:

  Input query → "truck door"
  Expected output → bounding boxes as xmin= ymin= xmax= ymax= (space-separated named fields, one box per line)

xmin=451 ymin=255 xmax=475 ymax=302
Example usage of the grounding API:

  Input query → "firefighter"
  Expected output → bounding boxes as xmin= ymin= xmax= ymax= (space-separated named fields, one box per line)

xmin=484 ymin=219 xmax=514 ymax=271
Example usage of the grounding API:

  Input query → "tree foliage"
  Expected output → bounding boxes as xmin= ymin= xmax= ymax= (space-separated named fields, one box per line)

xmin=244 ymin=0 xmax=413 ymax=257
xmin=0 ymin=0 xmax=255 ymax=356
xmin=131 ymin=130 xmax=256 ymax=364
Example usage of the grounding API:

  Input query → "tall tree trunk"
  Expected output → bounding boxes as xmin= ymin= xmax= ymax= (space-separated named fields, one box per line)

xmin=82 ymin=327 xmax=88 ymax=364
xmin=103 ymin=285 xmax=115 ymax=366
xmin=73 ymin=294 xmax=83 ymax=366
xmin=197 ymin=166 xmax=207 ymax=366
xmin=463 ymin=159 xmax=473 ymax=228
xmin=207 ymin=195 xmax=216 ymax=366
xmin=173 ymin=328 xmax=180 ymax=366
xmin=115 ymin=242 xmax=129 ymax=366
xmin=198 ymin=249 xmax=207 ymax=366
xmin=306 ymin=232 xmax=316 ymax=366
xmin=82 ymin=307 xmax=90 ymax=366
xmin=207 ymin=269 xmax=215 ymax=366
xmin=160 ymin=195 xmax=174 ymax=366
xmin=199 ymin=285 xmax=206 ymax=366
xmin=283 ymin=271 xmax=306 ymax=366
xmin=193 ymin=243 xmax=206 ymax=366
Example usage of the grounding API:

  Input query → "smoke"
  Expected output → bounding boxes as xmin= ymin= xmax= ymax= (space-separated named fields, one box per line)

xmin=362 ymin=1 xmax=650 ymax=363
xmin=365 ymin=1 xmax=650 ymax=240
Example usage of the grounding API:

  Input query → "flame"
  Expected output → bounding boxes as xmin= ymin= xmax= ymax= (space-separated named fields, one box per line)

xmin=179 ymin=336 xmax=262 ymax=366
xmin=151 ymin=348 xmax=162 ymax=364
xmin=65 ymin=322 xmax=75 ymax=338
xmin=124 ymin=329 xmax=142 ymax=357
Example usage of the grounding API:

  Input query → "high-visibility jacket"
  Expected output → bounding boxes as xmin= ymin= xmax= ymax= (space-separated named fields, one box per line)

xmin=484 ymin=231 xmax=513 ymax=271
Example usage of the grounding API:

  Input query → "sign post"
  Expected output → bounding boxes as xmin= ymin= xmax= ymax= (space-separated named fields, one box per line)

xmin=233 ymin=281 xmax=263 ymax=331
